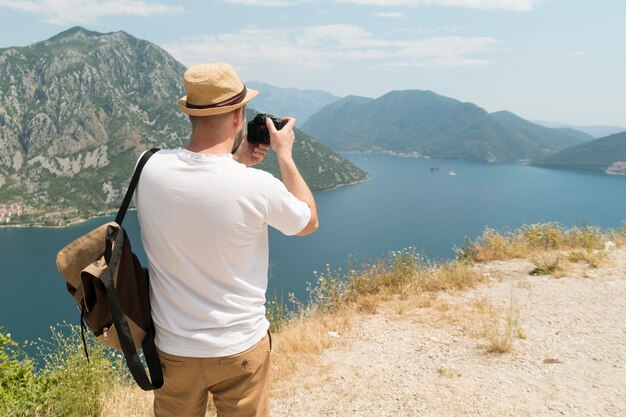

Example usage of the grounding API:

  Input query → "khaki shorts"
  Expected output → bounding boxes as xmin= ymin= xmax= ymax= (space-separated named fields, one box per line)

xmin=154 ymin=332 xmax=272 ymax=417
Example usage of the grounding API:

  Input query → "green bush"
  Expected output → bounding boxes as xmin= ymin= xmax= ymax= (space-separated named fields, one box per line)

xmin=0 ymin=325 xmax=125 ymax=417
xmin=0 ymin=328 xmax=44 ymax=416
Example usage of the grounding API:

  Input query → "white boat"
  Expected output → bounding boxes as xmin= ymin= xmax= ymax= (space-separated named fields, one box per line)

xmin=447 ymin=170 xmax=457 ymax=176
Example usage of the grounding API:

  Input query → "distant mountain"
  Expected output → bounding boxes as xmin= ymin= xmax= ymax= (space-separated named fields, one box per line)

xmin=246 ymin=81 xmax=340 ymax=124
xmin=0 ymin=27 xmax=366 ymax=226
xmin=534 ymin=131 xmax=626 ymax=175
xmin=491 ymin=111 xmax=593 ymax=150
xmin=533 ymin=121 xmax=626 ymax=138
xmin=301 ymin=90 xmax=592 ymax=163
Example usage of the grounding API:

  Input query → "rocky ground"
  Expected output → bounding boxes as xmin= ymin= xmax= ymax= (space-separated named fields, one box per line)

xmin=269 ymin=247 xmax=626 ymax=417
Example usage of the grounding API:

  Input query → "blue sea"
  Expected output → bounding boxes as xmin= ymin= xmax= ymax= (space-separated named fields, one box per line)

xmin=1 ymin=154 xmax=625 ymax=349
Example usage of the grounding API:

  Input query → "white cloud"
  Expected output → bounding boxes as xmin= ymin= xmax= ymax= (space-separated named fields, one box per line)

xmin=0 ymin=0 xmax=183 ymax=24
xmin=376 ymin=11 xmax=406 ymax=17
xmin=163 ymin=24 xmax=497 ymax=71
xmin=222 ymin=0 xmax=312 ymax=5
xmin=336 ymin=0 xmax=537 ymax=11
xmin=221 ymin=0 xmax=537 ymax=8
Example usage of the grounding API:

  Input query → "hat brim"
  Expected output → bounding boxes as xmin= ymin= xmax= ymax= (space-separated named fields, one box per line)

xmin=177 ymin=88 xmax=258 ymax=116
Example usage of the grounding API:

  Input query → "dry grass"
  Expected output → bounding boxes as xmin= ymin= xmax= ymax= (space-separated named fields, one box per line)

xmin=437 ymin=367 xmax=462 ymax=378
xmin=270 ymin=308 xmax=353 ymax=380
xmin=481 ymin=295 xmax=526 ymax=354
xmin=99 ymin=383 xmax=154 ymax=417
xmin=418 ymin=261 xmax=479 ymax=292
xmin=461 ymin=223 xmax=609 ymax=263
xmin=608 ymin=221 xmax=626 ymax=246
xmin=529 ymin=256 xmax=564 ymax=277
xmin=567 ymin=250 xmax=608 ymax=269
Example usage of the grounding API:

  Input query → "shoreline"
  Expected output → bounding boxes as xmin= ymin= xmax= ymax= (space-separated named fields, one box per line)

xmin=341 ymin=149 xmax=520 ymax=164
xmin=0 ymin=209 xmax=119 ymax=230
xmin=0 ymin=175 xmax=370 ymax=229
xmin=316 ymin=174 xmax=370 ymax=192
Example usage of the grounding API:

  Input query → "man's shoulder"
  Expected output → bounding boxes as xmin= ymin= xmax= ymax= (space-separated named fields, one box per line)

xmin=136 ymin=147 xmax=179 ymax=163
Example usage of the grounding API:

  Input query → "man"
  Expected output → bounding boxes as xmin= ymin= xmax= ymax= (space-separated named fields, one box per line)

xmin=135 ymin=62 xmax=319 ymax=417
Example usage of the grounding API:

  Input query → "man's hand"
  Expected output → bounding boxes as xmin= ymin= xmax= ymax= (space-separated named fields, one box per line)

xmin=234 ymin=140 xmax=270 ymax=167
xmin=267 ymin=117 xmax=296 ymax=160
xmin=266 ymin=116 xmax=319 ymax=236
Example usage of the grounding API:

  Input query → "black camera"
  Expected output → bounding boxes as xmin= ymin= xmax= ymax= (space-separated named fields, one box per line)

xmin=247 ymin=113 xmax=286 ymax=145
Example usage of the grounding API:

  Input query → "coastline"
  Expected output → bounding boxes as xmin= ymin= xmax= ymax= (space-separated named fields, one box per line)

xmin=340 ymin=149 xmax=425 ymax=159
xmin=316 ymin=174 xmax=370 ymax=192
xmin=0 ymin=209 xmax=119 ymax=230
xmin=340 ymin=149 xmax=521 ymax=164
xmin=0 ymin=175 xmax=370 ymax=229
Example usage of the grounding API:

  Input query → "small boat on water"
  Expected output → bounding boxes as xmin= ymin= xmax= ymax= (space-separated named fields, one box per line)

xmin=447 ymin=170 xmax=457 ymax=176
xmin=430 ymin=167 xmax=440 ymax=173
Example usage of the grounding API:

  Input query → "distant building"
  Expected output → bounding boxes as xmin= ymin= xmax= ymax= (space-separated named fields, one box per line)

xmin=0 ymin=203 xmax=23 ymax=223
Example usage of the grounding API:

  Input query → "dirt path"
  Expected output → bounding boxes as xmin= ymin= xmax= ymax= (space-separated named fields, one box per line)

xmin=270 ymin=247 xmax=626 ymax=417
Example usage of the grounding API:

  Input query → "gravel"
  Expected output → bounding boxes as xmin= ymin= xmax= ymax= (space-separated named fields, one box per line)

xmin=270 ymin=247 xmax=626 ymax=417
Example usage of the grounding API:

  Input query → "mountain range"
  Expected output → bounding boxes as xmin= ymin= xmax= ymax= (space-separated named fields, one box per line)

xmin=246 ymin=81 xmax=340 ymax=124
xmin=532 ymin=121 xmax=626 ymax=139
xmin=301 ymin=90 xmax=594 ymax=163
xmin=0 ymin=27 xmax=366 ymax=226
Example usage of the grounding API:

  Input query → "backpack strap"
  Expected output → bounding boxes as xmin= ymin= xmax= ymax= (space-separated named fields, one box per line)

xmin=104 ymin=148 xmax=163 ymax=391
xmin=102 ymin=225 xmax=164 ymax=390
xmin=115 ymin=148 xmax=160 ymax=225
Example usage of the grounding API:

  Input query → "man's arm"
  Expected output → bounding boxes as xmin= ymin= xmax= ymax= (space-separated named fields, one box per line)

xmin=266 ymin=117 xmax=319 ymax=236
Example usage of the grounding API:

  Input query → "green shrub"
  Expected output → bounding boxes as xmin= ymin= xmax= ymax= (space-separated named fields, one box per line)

xmin=37 ymin=324 xmax=122 ymax=417
xmin=0 ymin=325 xmax=125 ymax=417
xmin=0 ymin=328 xmax=44 ymax=417
xmin=529 ymin=257 xmax=562 ymax=277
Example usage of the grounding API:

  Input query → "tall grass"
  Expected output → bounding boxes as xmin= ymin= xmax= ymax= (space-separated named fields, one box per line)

xmin=0 ymin=324 xmax=124 ymax=417
xmin=458 ymin=223 xmax=610 ymax=263
xmin=481 ymin=295 xmax=526 ymax=354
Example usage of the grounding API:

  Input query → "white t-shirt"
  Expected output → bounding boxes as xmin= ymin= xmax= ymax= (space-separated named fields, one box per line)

xmin=135 ymin=148 xmax=311 ymax=357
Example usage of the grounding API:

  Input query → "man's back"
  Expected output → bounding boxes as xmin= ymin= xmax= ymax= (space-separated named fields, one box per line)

xmin=146 ymin=62 xmax=318 ymax=417
xmin=136 ymin=148 xmax=310 ymax=358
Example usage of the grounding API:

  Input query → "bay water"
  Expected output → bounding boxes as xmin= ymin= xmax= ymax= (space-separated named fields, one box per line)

xmin=1 ymin=153 xmax=626 ymax=351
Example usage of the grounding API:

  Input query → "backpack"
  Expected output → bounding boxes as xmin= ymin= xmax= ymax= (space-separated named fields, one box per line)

xmin=56 ymin=148 xmax=163 ymax=391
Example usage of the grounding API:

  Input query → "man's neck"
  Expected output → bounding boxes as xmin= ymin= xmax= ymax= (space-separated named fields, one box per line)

xmin=186 ymin=129 xmax=235 ymax=155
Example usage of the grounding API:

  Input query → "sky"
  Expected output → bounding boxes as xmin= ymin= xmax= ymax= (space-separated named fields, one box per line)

xmin=0 ymin=0 xmax=624 ymax=126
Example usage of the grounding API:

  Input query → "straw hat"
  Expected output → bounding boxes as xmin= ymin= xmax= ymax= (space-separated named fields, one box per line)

xmin=177 ymin=63 xmax=258 ymax=116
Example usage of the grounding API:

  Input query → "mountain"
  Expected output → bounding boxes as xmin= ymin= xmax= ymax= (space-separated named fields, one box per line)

xmin=534 ymin=131 xmax=626 ymax=175
xmin=533 ymin=121 xmax=626 ymax=138
xmin=491 ymin=111 xmax=593 ymax=150
xmin=245 ymin=81 xmax=340 ymax=124
xmin=0 ymin=27 xmax=367 ymax=226
xmin=301 ymin=90 xmax=594 ymax=163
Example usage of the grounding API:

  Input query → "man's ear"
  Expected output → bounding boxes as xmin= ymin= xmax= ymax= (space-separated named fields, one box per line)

xmin=233 ymin=106 xmax=245 ymax=128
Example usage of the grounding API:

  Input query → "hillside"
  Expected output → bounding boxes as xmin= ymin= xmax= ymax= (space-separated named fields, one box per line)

xmin=0 ymin=27 xmax=367 ymax=226
xmin=534 ymin=131 xmax=626 ymax=175
xmin=491 ymin=111 xmax=592 ymax=150
xmin=301 ymin=90 xmax=593 ymax=163
xmin=246 ymin=81 xmax=340 ymax=124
